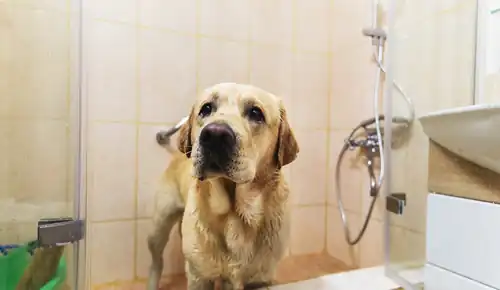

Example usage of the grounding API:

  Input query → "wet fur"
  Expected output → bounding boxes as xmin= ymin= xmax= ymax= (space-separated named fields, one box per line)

xmin=147 ymin=83 xmax=299 ymax=290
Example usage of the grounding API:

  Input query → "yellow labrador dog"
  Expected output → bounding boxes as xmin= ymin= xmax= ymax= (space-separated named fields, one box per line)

xmin=147 ymin=83 xmax=299 ymax=290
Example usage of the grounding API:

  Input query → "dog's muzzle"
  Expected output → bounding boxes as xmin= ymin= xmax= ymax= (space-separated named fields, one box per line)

xmin=199 ymin=122 xmax=237 ymax=172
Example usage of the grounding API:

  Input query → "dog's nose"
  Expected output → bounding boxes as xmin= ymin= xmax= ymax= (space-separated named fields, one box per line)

xmin=199 ymin=122 xmax=236 ymax=149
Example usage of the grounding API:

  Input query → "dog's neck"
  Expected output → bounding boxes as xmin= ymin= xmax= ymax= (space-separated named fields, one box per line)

xmin=197 ymin=168 xmax=286 ymax=234
xmin=203 ymin=168 xmax=282 ymax=209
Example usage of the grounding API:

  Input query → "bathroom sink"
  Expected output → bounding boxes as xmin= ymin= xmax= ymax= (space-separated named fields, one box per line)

xmin=420 ymin=104 xmax=500 ymax=174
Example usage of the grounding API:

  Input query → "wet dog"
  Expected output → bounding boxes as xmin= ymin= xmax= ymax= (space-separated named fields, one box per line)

xmin=147 ymin=83 xmax=299 ymax=290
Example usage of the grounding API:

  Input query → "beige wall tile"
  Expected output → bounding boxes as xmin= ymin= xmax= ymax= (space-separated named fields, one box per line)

xmin=296 ymin=0 xmax=331 ymax=53
xmin=358 ymin=218 xmax=384 ymax=267
xmin=330 ymin=44 xmax=375 ymax=129
xmin=0 ymin=122 xmax=9 ymax=199
xmin=249 ymin=0 xmax=293 ymax=48
xmin=0 ymin=223 xmax=17 ymax=244
xmin=88 ymin=123 xmax=136 ymax=221
xmin=0 ymin=72 xmax=9 ymax=118
xmin=8 ymin=120 xmax=68 ymax=203
xmin=90 ymin=221 xmax=135 ymax=284
xmin=139 ymin=0 xmax=196 ymax=33
xmin=291 ymin=52 xmax=329 ymax=130
xmin=249 ymin=44 xmax=293 ymax=105
xmin=137 ymin=125 xmax=174 ymax=218
xmin=289 ymin=130 xmax=327 ymax=205
xmin=484 ymin=73 xmax=500 ymax=103
xmin=135 ymin=219 xmax=184 ymax=278
xmin=6 ymin=0 xmax=67 ymax=11
xmin=331 ymin=0 xmax=372 ymax=53
xmin=5 ymin=8 xmax=69 ymax=119
xmin=86 ymin=0 xmax=137 ymax=23
xmin=139 ymin=29 xmax=197 ymax=123
xmin=431 ymin=3 xmax=476 ymax=107
xmin=290 ymin=206 xmax=326 ymax=255
xmin=438 ymin=0 xmax=477 ymax=13
xmin=0 ymin=222 xmax=34 ymax=244
xmin=388 ymin=225 xmax=426 ymax=267
xmin=87 ymin=20 xmax=137 ymax=121
xmin=200 ymin=0 xmax=250 ymax=41
xmin=326 ymin=206 xmax=360 ymax=267
xmin=198 ymin=38 xmax=249 ymax=90
xmin=138 ymin=0 xmax=197 ymax=33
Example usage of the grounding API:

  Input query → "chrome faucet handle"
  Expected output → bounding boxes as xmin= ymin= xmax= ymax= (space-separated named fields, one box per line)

xmin=345 ymin=138 xmax=363 ymax=150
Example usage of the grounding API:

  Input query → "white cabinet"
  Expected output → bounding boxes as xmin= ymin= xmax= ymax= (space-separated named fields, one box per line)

xmin=426 ymin=193 xmax=500 ymax=289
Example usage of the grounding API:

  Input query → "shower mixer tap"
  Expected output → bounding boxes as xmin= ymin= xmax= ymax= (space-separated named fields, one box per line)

xmin=345 ymin=132 xmax=381 ymax=197
xmin=363 ymin=132 xmax=380 ymax=197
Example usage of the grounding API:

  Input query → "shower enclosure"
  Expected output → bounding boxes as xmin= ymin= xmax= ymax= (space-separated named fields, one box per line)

xmin=0 ymin=1 xmax=85 ymax=289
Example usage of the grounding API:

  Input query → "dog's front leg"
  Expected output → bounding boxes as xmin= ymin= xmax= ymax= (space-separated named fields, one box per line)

xmin=185 ymin=262 xmax=215 ymax=290
xmin=221 ymin=279 xmax=245 ymax=290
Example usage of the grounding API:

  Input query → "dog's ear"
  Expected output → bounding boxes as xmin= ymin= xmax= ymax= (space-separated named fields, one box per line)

xmin=177 ymin=109 xmax=194 ymax=158
xmin=275 ymin=106 xmax=299 ymax=168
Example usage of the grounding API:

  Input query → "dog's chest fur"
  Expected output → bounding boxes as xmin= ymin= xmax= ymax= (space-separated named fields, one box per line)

xmin=181 ymin=178 xmax=289 ymax=283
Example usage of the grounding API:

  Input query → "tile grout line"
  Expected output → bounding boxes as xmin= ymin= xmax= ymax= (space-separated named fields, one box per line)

xmin=90 ymin=17 xmax=331 ymax=55
xmin=64 ymin=0 xmax=75 ymax=286
xmin=195 ymin=0 xmax=202 ymax=94
xmin=79 ymin=2 xmax=94 ymax=287
xmin=289 ymin=0 xmax=298 ymax=257
xmin=246 ymin=0 xmax=252 ymax=82
xmin=133 ymin=0 xmax=140 ymax=280
xmin=91 ymin=216 xmax=152 ymax=224
xmin=65 ymin=0 xmax=72 ymax=214
xmin=323 ymin=0 xmax=335 ymax=255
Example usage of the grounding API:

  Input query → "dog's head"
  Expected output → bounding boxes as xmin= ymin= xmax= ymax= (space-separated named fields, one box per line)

xmin=177 ymin=83 xmax=299 ymax=183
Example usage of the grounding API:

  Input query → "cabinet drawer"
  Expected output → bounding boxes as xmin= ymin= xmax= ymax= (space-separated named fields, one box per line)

xmin=427 ymin=193 xmax=500 ymax=288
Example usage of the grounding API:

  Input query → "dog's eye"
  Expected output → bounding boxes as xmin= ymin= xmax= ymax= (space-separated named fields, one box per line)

xmin=247 ymin=106 xmax=265 ymax=123
xmin=198 ymin=103 xmax=213 ymax=118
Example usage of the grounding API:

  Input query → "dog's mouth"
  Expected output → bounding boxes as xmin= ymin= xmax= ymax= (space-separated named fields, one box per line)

xmin=197 ymin=147 xmax=235 ymax=179
xmin=195 ymin=122 xmax=238 ymax=180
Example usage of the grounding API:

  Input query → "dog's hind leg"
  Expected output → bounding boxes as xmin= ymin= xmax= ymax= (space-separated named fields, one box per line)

xmin=147 ymin=186 xmax=184 ymax=290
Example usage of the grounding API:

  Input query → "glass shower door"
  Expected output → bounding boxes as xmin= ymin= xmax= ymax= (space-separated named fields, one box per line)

xmin=383 ymin=0 xmax=478 ymax=288
xmin=0 ymin=1 xmax=84 ymax=289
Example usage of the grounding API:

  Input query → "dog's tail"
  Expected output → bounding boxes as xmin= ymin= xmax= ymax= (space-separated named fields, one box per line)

xmin=156 ymin=116 xmax=189 ymax=154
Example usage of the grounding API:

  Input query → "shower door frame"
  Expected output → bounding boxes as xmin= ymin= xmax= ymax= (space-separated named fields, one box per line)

xmin=381 ymin=0 xmax=416 ymax=287
xmin=72 ymin=0 xmax=88 ymax=289
xmin=380 ymin=0 xmax=417 ymax=287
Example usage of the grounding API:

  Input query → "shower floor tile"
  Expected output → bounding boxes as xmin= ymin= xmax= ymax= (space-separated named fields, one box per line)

xmin=91 ymin=253 xmax=352 ymax=290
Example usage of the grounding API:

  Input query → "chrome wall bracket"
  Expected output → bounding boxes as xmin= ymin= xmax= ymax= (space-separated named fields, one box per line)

xmin=37 ymin=217 xmax=85 ymax=247
xmin=386 ymin=193 xmax=407 ymax=215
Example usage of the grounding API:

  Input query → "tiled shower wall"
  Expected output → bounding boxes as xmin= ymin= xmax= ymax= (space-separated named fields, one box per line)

xmin=84 ymin=0 xmax=385 ymax=286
